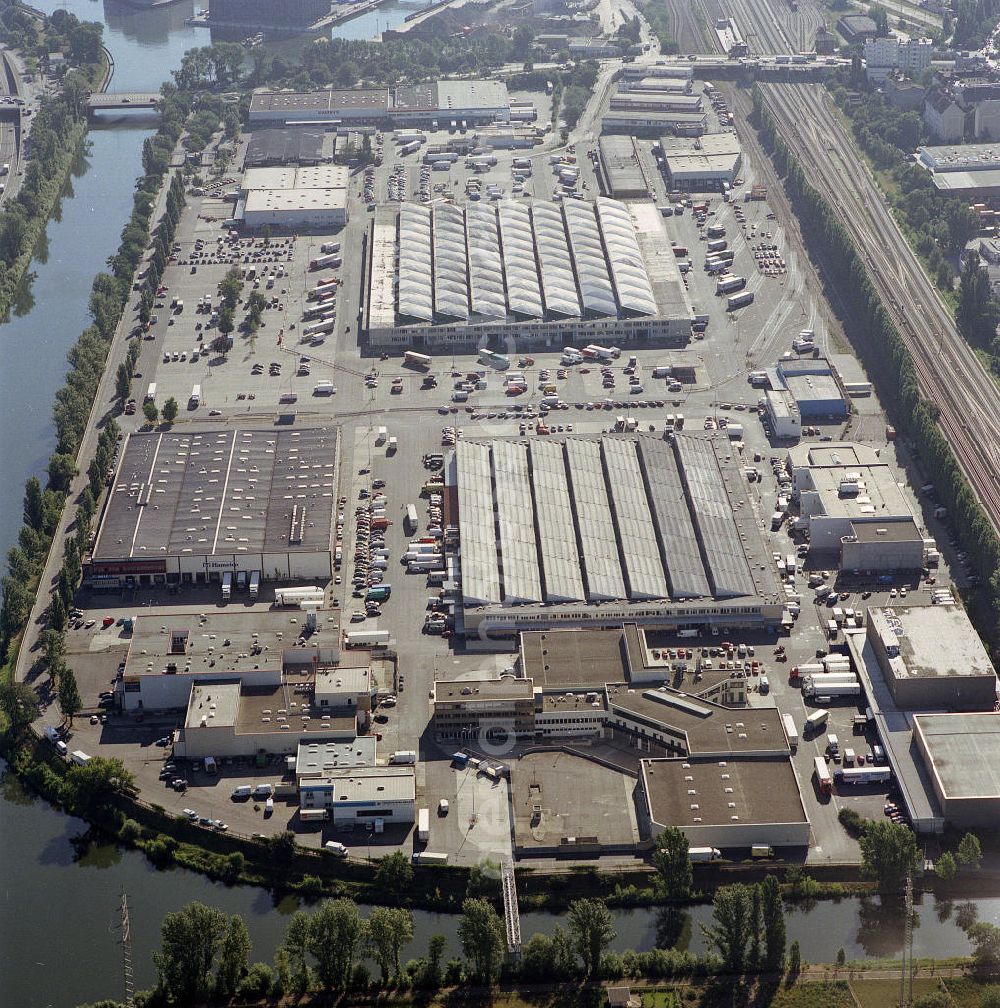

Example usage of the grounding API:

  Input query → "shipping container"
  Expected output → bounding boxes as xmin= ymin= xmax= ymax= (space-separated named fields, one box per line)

xmin=405 ymin=504 xmax=419 ymax=535
xmin=309 ymin=252 xmax=342 ymax=271
xmin=344 ymin=629 xmax=391 ymax=648
xmin=706 ymin=239 xmax=728 ymax=253
xmin=716 ymin=274 xmax=746 ymax=295
xmin=299 ymin=808 xmax=329 ymax=822
xmin=782 ymin=713 xmax=798 ymax=751
xmin=814 ymin=756 xmax=833 ymax=795
xmin=804 ymin=709 xmax=830 ymax=733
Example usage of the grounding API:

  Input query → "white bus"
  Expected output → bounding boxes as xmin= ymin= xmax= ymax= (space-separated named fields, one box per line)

xmin=189 ymin=384 xmax=201 ymax=409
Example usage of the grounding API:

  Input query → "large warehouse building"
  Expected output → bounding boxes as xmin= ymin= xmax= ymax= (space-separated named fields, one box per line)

xmin=660 ymin=133 xmax=743 ymax=190
xmin=85 ymin=427 xmax=338 ymax=587
xmin=449 ymin=433 xmax=785 ymax=639
xmin=238 ymin=165 xmax=349 ymax=229
xmin=365 ymin=199 xmax=692 ymax=349
xmin=248 ymin=80 xmax=513 ymax=127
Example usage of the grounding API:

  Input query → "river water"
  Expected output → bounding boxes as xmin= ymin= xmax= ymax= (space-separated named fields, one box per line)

xmin=0 ymin=4 xmax=987 ymax=1007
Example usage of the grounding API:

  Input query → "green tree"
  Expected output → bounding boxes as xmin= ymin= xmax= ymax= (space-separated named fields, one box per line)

xmin=701 ymin=883 xmax=756 ymax=976
xmin=970 ymin=922 xmax=1000 ymax=980
xmin=49 ymin=594 xmax=67 ymax=632
xmin=279 ymin=910 xmax=312 ymax=995
xmin=567 ymin=898 xmax=615 ymax=978
xmin=142 ymin=400 xmax=159 ymax=424
xmin=425 ymin=933 xmax=447 ymax=987
xmin=23 ymin=476 xmax=45 ymax=531
xmin=66 ymin=755 xmax=134 ymax=807
xmin=308 ymin=898 xmax=362 ymax=992
xmin=652 ymin=825 xmax=692 ymax=899
xmin=375 ymin=850 xmax=414 ymax=891
xmin=521 ymin=926 xmax=577 ymax=981
xmin=0 ymin=681 xmax=40 ymax=729
xmin=958 ymin=832 xmax=983 ymax=870
xmin=458 ymin=897 xmax=505 ymax=983
xmin=365 ymin=906 xmax=414 ymax=982
xmin=154 ymin=902 xmax=228 ymax=1003
xmin=761 ymin=875 xmax=786 ymax=974
xmin=980 ymin=988 xmax=1000 ymax=1008
xmin=215 ymin=915 xmax=251 ymax=999
xmin=161 ymin=397 xmax=178 ymax=424
xmin=936 ymin=851 xmax=958 ymax=880
xmin=217 ymin=303 xmax=235 ymax=342
xmin=913 ymin=991 xmax=954 ymax=1008
xmin=788 ymin=938 xmax=801 ymax=976
xmin=57 ymin=665 xmax=82 ymax=725
xmin=47 ymin=453 xmax=77 ymax=492
xmin=858 ymin=820 xmax=920 ymax=892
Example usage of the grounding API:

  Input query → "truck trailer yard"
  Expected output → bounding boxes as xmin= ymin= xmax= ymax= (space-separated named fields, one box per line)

xmin=34 ymin=75 xmax=997 ymax=870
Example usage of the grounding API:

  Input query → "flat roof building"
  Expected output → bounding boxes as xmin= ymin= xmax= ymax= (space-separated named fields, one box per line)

xmin=365 ymin=199 xmax=692 ymax=350
xmin=599 ymin=136 xmax=654 ymax=199
xmin=451 ymin=434 xmax=784 ymax=640
xmin=87 ymin=427 xmax=338 ymax=587
xmin=602 ymin=111 xmax=708 ymax=137
xmin=914 ymin=713 xmax=1000 ymax=828
xmin=661 ymin=133 xmax=742 ymax=190
xmin=915 ymin=142 xmax=1000 ymax=193
xmin=639 ymin=755 xmax=810 ymax=849
xmin=867 ymin=606 xmax=997 ymax=710
xmin=244 ymin=127 xmax=326 ymax=166
xmin=299 ymin=765 xmax=416 ymax=825
xmin=240 ymin=164 xmax=349 ymax=229
xmin=295 ymin=737 xmax=378 ymax=779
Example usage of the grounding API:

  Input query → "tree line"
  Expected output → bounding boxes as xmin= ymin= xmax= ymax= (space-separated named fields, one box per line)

xmin=73 ymin=870 xmax=792 ymax=1007
xmin=752 ymin=85 xmax=1000 ymax=640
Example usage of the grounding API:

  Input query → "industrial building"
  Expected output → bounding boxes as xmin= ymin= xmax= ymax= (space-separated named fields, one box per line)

xmin=602 ymin=111 xmax=708 ymax=137
xmin=238 ymin=164 xmax=349 ymax=229
xmin=639 ymin=755 xmax=811 ymax=849
xmin=914 ymin=714 xmax=1000 ymax=828
xmin=867 ymin=606 xmax=998 ymax=711
xmin=915 ymin=142 xmax=1000 ymax=193
xmin=609 ymin=92 xmax=703 ymax=114
xmin=86 ymin=427 xmax=339 ymax=587
xmin=244 ymin=127 xmax=327 ymax=167
xmin=208 ymin=0 xmax=330 ymax=27
xmin=619 ymin=76 xmax=692 ymax=95
xmin=659 ymin=133 xmax=743 ymax=190
xmin=295 ymin=736 xmax=378 ymax=780
xmin=431 ymin=678 xmax=536 ymax=742
xmin=622 ymin=63 xmax=694 ymax=82
xmin=365 ymin=200 xmax=692 ymax=350
xmin=449 ymin=434 xmax=785 ymax=640
xmin=788 ymin=442 xmax=923 ymax=564
xmin=775 ymin=356 xmax=849 ymax=420
xmin=598 ymin=136 xmax=655 ymax=199
xmin=299 ymin=765 xmax=416 ymax=825
xmin=248 ymin=80 xmax=513 ymax=128
xmin=764 ymin=389 xmax=801 ymax=441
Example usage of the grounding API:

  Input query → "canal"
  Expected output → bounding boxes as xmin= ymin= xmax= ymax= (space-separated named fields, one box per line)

xmin=0 ymin=4 xmax=984 ymax=1007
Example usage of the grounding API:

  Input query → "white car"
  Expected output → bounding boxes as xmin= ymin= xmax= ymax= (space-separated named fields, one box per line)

xmin=438 ymin=799 xmax=450 ymax=815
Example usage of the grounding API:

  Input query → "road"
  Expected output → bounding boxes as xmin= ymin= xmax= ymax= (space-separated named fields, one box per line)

xmin=751 ymin=82 xmax=1000 ymax=535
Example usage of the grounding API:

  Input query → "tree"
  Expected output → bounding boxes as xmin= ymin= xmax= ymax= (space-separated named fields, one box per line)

xmin=66 ymin=755 xmax=134 ymax=807
xmin=788 ymin=938 xmax=801 ymax=977
xmin=49 ymin=595 xmax=67 ymax=632
xmin=280 ymin=910 xmax=312 ymax=995
xmin=215 ymin=915 xmax=251 ymax=999
xmin=936 ymin=851 xmax=957 ymax=880
xmin=425 ymin=933 xmax=447 ymax=987
xmin=969 ymin=922 xmax=1000 ymax=980
xmin=375 ymin=850 xmax=413 ymax=891
xmin=980 ymin=989 xmax=1000 ymax=1008
xmin=701 ymin=883 xmax=756 ymax=976
xmin=154 ymin=902 xmax=228 ymax=1003
xmin=161 ymin=396 xmax=178 ymax=424
xmin=652 ymin=826 xmax=692 ymax=899
xmin=47 ymin=453 xmax=77 ymax=492
xmin=567 ymin=898 xmax=615 ymax=978
xmin=308 ymin=898 xmax=362 ymax=992
xmin=858 ymin=820 xmax=920 ymax=892
xmin=458 ymin=897 xmax=505 ymax=983
xmin=761 ymin=875 xmax=786 ymax=974
xmin=521 ymin=926 xmax=577 ymax=981
xmin=958 ymin=832 xmax=983 ymax=870
xmin=142 ymin=400 xmax=158 ymax=424
xmin=0 ymin=681 xmax=40 ymax=729
xmin=58 ymin=665 xmax=82 ymax=724
xmin=365 ymin=906 xmax=414 ymax=982
xmin=217 ymin=303 xmax=235 ymax=341
xmin=23 ymin=476 xmax=45 ymax=531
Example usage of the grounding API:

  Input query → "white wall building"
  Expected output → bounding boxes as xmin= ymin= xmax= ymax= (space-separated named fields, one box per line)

xmin=765 ymin=389 xmax=801 ymax=440
xmin=864 ymin=35 xmax=933 ymax=80
xmin=299 ymin=766 xmax=416 ymax=825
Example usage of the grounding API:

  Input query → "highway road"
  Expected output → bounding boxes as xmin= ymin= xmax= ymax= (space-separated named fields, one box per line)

xmin=750 ymin=82 xmax=1000 ymax=531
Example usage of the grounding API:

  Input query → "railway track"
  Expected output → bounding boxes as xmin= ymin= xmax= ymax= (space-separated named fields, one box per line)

xmin=758 ymin=82 xmax=1000 ymax=527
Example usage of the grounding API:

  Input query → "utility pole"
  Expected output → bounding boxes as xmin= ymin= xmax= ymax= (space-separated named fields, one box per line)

xmin=119 ymin=889 xmax=135 ymax=1008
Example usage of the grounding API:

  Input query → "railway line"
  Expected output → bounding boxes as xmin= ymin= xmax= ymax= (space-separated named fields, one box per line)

xmin=758 ymin=82 xmax=1000 ymax=527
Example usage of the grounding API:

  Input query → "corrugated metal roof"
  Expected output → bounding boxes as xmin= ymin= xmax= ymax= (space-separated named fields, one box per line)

xmin=466 ymin=203 xmax=507 ymax=320
xmin=674 ymin=435 xmax=757 ymax=598
xmin=638 ymin=439 xmax=711 ymax=598
xmin=456 ymin=441 xmax=501 ymax=605
xmin=498 ymin=200 xmax=544 ymax=319
xmin=492 ymin=441 xmax=542 ymax=604
xmin=529 ymin=439 xmax=586 ymax=602
xmin=596 ymin=198 xmax=657 ymax=316
xmin=563 ymin=200 xmax=617 ymax=317
xmin=531 ymin=201 xmax=581 ymax=318
xmin=432 ymin=203 xmax=469 ymax=321
xmin=397 ymin=203 xmax=433 ymax=322
xmin=564 ymin=438 xmax=626 ymax=601
xmin=601 ymin=438 xmax=669 ymax=600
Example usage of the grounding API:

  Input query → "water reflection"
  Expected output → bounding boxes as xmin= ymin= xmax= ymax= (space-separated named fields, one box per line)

xmin=102 ymin=0 xmax=198 ymax=46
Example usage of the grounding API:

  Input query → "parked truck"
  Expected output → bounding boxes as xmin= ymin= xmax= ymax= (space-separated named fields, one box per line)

xmin=390 ymin=750 xmax=417 ymax=765
xmin=320 ymin=241 xmax=341 ymax=255
xmin=804 ymin=709 xmax=830 ymax=734
xmin=782 ymin=713 xmax=799 ymax=751
xmin=417 ymin=808 xmax=430 ymax=841
xmin=310 ymin=252 xmax=342 ymax=271
xmin=412 ymin=852 xmax=449 ymax=865
xmin=302 ymin=318 xmax=336 ymax=337
xmin=706 ymin=238 xmax=728 ymax=253
xmin=803 ymin=680 xmax=861 ymax=700
xmin=715 ymin=274 xmax=746 ymax=295
xmin=726 ymin=291 xmax=754 ymax=311
xmin=688 ymin=847 xmax=722 ymax=862
xmin=405 ymin=504 xmax=419 ymax=535
xmin=344 ymin=629 xmax=391 ymax=648
xmin=836 ymin=766 xmax=892 ymax=786
xmin=814 ymin=756 xmax=833 ymax=795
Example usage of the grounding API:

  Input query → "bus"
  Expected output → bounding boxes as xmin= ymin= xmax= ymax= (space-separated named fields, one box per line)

xmin=814 ymin=756 xmax=832 ymax=796
xmin=404 ymin=350 xmax=431 ymax=370
xmin=248 ymin=570 xmax=260 ymax=602
xmin=477 ymin=348 xmax=510 ymax=370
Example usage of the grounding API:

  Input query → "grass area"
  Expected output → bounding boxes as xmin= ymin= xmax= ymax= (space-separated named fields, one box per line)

xmin=941 ymin=977 xmax=1000 ymax=1007
xmin=851 ymin=977 xmax=942 ymax=1008
xmin=641 ymin=993 xmax=682 ymax=1008
xmin=767 ymin=983 xmax=855 ymax=1008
